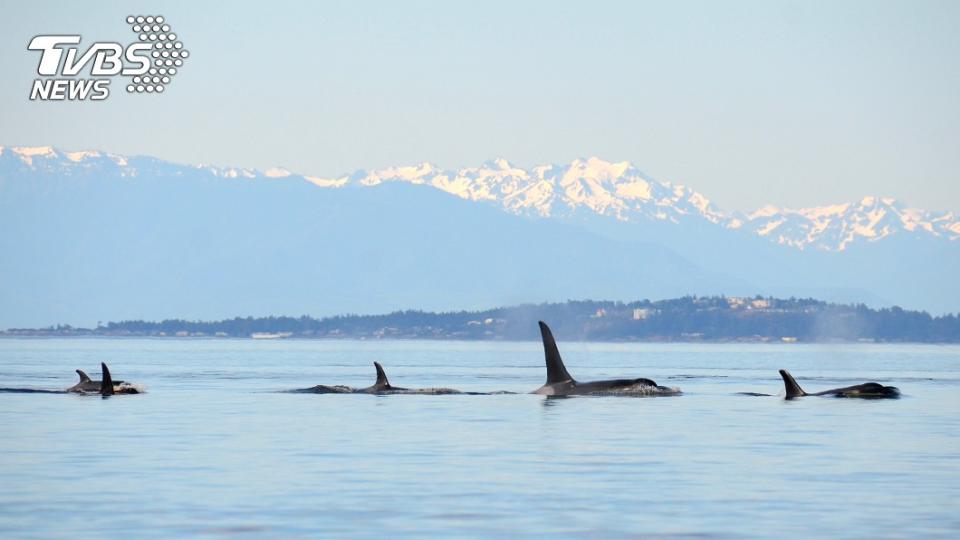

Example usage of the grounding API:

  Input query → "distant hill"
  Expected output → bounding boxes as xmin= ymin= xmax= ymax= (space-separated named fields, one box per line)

xmin=7 ymin=297 xmax=958 ymax=343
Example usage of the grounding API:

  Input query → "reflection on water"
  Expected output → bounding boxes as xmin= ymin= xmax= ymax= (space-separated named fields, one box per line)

xmin=1 ymin=338 xmax=958 ymax=538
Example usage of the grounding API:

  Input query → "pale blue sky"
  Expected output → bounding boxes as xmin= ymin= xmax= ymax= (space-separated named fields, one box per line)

xmin=1 ymin=0 xmax=958 ymax=211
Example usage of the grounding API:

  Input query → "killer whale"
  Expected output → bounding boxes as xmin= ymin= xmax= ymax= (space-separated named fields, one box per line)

xmin=0 ymin=363 xmax=141 ymax=395
xmin=66 ymin=369 xmax=100 ymax=393
xmin=533 ymin=321 xmax=680 ymax=396
xmin=292 ymin=362 xmax=470 ymax=394
xmin=88 ymin=363 xmax=141 ymax=396
xmin=66 ymin=368 xmax=130 ymax=393
xmin=779 ymin=369 xmax=900 ymax=399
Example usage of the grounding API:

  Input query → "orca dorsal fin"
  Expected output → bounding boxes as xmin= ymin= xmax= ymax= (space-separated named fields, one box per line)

xmin=100 ymin=363 xmax=114 ymax=396
xmin=373 ymin=361 xmax=391 ymax=389
xmin=539 ymin=321 xmax=574 ymax=384
xmin=779 ymin=369 xmax=806 ymax=399
xmin=76 ymin=369 xmax=91 ymax=383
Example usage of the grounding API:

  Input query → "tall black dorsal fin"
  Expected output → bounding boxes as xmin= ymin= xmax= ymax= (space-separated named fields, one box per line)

xmin=539 ymin=321 xmax=574 ymax=384
xmin=76 ymin=369 xmax=91 ymax=383
xmin=779 ymin=369 xmax=806 ymax=399
xmin=373 ymin=361 xmax=391 ymax=389
xmin=100 ymin=362 xmax=114 ymax=396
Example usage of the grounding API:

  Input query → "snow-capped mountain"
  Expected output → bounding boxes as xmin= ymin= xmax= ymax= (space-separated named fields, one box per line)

xmin=320 ymin=156 xmax=728 ymax=226
xmin=2 ymin=145 xmax=957 ymax=251
xmin=310 ymin=155 xmax=959 ymax=251
xmin=1 ymin=145 xmax=134 ymax=171
xmin=2 ymin=145 xmax=958 ymax=325
xmin=734 ymin=198 xmax=960 ymax=251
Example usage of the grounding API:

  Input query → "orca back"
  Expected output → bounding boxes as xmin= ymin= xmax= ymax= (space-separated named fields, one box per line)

xmin=538 ymin=321 xmax=574 ymax=384
xmin=373 ymin=361 xmax=391 ymax=390
xmin=100 ymin=363 xmax=114 ymax=396
xmin=779 ymin=369 xmax=806 ymax=399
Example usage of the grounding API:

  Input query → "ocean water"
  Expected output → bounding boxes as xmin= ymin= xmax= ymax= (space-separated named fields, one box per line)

xmin=1 ymin=338 xmax=958 ymax=539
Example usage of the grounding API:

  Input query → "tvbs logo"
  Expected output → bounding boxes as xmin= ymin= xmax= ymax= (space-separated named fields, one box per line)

xmin=28 ymin=15 xmax=188 ymax=101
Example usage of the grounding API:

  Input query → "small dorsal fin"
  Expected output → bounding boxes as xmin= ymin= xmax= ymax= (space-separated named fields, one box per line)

xmin=373 ymin=361 xmax=391 ymax=389
xmin=779 ymin=369 xmax=806 ymax=399
xmin=100 ymin=363 xmax=114 ymax=396
xmin=539 ymin=321 xmax=574 ymax=384
xmin=76 ymin=369 xmax=91 ymax=383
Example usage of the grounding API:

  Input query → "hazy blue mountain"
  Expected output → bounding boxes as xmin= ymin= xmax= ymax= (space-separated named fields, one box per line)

xmin=310 ymin=156 xmax=959 ymax=251
xmin=0 ymin=147 xmax=745 ymax=327
xmin=0 ymin=146 xmax=955 ymax=327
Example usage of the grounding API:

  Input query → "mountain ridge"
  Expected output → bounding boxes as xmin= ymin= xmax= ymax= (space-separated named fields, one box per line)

xmin=2 ymin=144 xmax=958 ymax=326
xmin=3 ymin=145 xmax=956 ymax=252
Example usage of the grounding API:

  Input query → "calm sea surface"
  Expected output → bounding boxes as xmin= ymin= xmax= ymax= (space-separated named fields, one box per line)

xmin=1 ymin=338 xmax=958 ymax=539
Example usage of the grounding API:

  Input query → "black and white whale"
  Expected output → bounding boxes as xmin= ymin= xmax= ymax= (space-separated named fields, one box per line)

xmin=0 ymin=363 xmax=141 ymax=395
xmin=292 ymin=362 xmax=470 ymax=394
xmin=66 ymin=369 xmax=102 ymax=393
xmin=533 ymin=321 xmax=680 ymax=396
xmin=779 ymin=369 xmax=900 ymax=399
xmin=70 ymin=363 xmax=141 ymax=396
xmin=96 ymin=363 xmax=142 ymax=396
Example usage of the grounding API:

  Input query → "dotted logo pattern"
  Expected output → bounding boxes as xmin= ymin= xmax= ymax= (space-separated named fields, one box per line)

xmin=124 ymin=15 xmax=188 ymax=94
